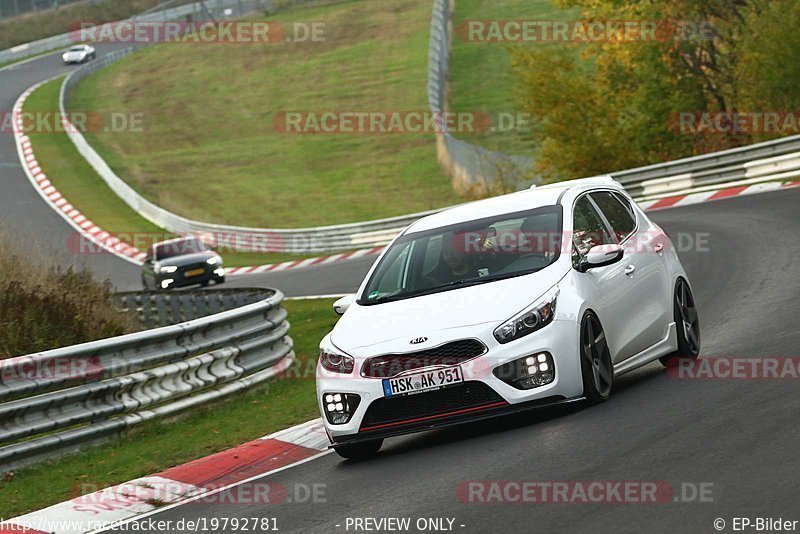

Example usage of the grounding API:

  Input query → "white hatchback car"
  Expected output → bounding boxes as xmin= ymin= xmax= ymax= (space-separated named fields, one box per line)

xmin=317 ymin=176 xmax=700 ymax=459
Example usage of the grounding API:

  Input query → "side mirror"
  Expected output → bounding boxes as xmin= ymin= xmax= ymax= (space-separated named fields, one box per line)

xmin=579 ymin=244 xmax=624 ymax=272
xmin=333 ymin=294 xmax=356 ymax=316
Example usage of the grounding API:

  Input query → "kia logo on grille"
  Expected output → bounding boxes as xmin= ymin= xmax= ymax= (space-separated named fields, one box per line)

xmin=409 ymin=337 xmax=428 ymax=345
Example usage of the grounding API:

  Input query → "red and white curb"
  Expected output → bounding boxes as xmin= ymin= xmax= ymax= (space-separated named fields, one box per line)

xmin=224 ymin=246 xmax=385 ymax=276
xmin=636 ymin=180 xmax=800 ymax=211
xmin=13 ymin=80 xmax=800 ymax=279
xmin=0 ymin=419 xmax=329 ymax=534
xmin=12 ymin=80 xmax=147 ymax=266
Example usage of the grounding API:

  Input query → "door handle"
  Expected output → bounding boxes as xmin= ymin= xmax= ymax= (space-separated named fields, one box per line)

xmin=654 ymin=243 xmax=664 ymax=253
xmin=624 ymin=265 xmax=636 ymax=275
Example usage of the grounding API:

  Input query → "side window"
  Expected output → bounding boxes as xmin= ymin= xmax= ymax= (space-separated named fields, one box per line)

xmin=590 ymin=191 xmax=636 ymax=242
xmin=422 ymin=235 xmax=443 ymax=274
xmin=572 ymin=196 xmax=613 ymax=267
xmin=372 ymin=241 xmax=413 ymax=295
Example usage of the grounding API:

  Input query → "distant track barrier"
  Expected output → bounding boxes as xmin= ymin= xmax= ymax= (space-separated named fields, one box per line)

xmin=0 ymin=287 xmax=293 ymax=472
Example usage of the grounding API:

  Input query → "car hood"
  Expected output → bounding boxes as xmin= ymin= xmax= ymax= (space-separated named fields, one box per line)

xmin=64 ymin=51 xmax=86 ymax=57
xmin=157 ymin=251 xmax=217 ymax=267
xmin=331 ymin=264 xmax=568 ymax=353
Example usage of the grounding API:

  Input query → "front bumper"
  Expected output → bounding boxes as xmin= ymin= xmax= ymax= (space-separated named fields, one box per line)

xmin=156 ymin=268 xmax=225 ymax=289
xmin=317 ymin=319 xmax=584 ymax=444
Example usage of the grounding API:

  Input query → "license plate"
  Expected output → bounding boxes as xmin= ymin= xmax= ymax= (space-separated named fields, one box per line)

xmin=185 ymin=268 xmax=205 ymax=277
xmin=383 ymin=367 xmax=463 ymax=397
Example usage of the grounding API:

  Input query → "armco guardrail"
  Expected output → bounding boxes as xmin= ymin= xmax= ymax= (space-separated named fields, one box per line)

xmin=0 ymin=0 xmax=263 ymax=66
xmin=0 ymin=287 xmax=293 ymax=472
xmin=611 ymin=135 xmax=800 ymax=199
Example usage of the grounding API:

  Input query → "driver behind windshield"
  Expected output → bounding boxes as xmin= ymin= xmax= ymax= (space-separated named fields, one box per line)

xmin=424 ymin=232 xmax=481 ymax=286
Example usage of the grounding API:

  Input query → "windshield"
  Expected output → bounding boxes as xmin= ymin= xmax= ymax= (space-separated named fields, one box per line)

xmin=360 ymin=205 xmax=562 ymax=305
xmin=68 ymin=46 xmax=85 ymax=52
xmin=154 ymin=237 xmax=208 ymax=260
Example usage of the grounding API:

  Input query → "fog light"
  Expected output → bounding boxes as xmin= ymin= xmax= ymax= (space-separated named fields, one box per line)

xmin=493 ymin=352 xmax=555 ymax=390
xmin=322 ymin=393 xmax=361 ymax=425
xmin=161 ymin=279 xmax=174 ymax=289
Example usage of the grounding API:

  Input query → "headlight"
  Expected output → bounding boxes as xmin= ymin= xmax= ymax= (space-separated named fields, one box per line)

xmin=62 ymin=54 xmax=69 ymax=60
xmin=319 ymin=345 xmax=355 ymax=374
xmin=159 ymin=265 xmax=178 ymax=273
xmin=493 ymin=287 xmax=559 ymax=344
xmin=206 ymin=256 xmax=221 ymax=265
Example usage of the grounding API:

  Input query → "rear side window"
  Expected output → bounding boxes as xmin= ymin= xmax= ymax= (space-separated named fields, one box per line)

xmin=590 ymin=192 xmax=637 ymax=242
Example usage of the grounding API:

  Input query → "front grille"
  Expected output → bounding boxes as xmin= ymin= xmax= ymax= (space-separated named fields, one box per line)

xmin=361 ymin=339 xmax=486 ymax=378
xmin=360 ymin=381 xmax=505 ymax=430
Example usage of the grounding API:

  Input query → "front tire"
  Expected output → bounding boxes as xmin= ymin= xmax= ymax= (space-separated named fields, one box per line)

xmin=660 ymin=278 xmax=700 ymax=366
xmin=580 ymin=311 xmax=613 ymax=403
xmin=333 ymin=439 xmax=383 ymax=460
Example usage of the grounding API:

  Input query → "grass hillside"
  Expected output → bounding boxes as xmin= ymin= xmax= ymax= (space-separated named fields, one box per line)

xmin=72 ymin=0 xmax=462 ymax=228
xmin=449 ymin=0 xmax=578 ymax=156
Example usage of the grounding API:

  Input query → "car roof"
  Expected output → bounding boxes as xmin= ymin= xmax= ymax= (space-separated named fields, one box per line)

xmin=151 ymin=235 xmax=203 ymax=248
xmin=405 ymin=175 xmax=624 ymax=234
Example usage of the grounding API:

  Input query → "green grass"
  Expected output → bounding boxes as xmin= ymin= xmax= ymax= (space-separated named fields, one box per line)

xmin=0 ymin=298 xmax=337 ymax=518
xmin=23 ymin=78 xmax=348 ymax=267
xmin=70 ymin=0 xmax=462 ymax=228
xmin=449 ymin=0 xmax=579 ymax=156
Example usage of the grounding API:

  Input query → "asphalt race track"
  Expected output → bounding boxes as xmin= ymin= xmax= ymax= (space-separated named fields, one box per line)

xmin=0 ymin=44 xmax=142 ymax=287
xmin=3 ymin=47 xmax=800 ymax=534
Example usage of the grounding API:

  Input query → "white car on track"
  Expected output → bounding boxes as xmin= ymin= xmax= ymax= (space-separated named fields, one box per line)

xmin=62 ymin=44 xmax=96 ymax=64
xmin=317 ymin=176 xmax=700 ymax=459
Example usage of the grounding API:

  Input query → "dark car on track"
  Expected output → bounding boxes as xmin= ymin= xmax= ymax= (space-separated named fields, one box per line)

xmin=141 ymin=236 xmax=225 ymax=290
